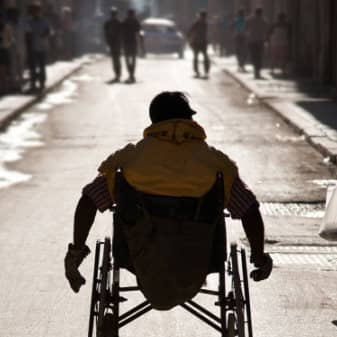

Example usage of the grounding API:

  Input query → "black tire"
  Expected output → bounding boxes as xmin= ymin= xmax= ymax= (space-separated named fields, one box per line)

xmin=88 ymin=241 xmax=102 ymax=337
xmin=102 ymin=313 xmax=114 ymax=337
xmin=97 ymin=238 xmax=112 ymax=337
xmin=241 ymin=249 xmax=253 ymax=337
xmin=230 ymin=244 xmax=245 ymax=337
xmin=227 ymin=313 xmax=236 ymax=337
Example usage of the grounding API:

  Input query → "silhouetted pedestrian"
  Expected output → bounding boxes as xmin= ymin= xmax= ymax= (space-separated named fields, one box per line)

xmin=25 ymin=1 xmax=51 ymax=92
xmin=188 ymin=10 xmax=210 ymax=78
xmin=7 ymin=5 xmax=25 ymax=92
xmin=246 ymin=8 xmax=268 ymax=79
xmin=60 ymin=6 xmax=75 ymax=60
xmin=122 ymin=9 xmax=140 ymax=83
xmin=0 ymin=13 xmax=13 ymax=95
xmin=104 ymin=7 xmax=122 ymax=82
xmin=269 ymin=12 xmax=291 ymax=76
xmin=232 ymin=9 xmax=247 ymax=72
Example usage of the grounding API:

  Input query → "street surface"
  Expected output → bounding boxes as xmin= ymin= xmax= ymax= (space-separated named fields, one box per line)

xmin=1 ymin=54 xmax=337 ymax=337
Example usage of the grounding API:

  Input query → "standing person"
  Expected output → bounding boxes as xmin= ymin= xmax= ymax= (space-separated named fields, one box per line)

xmin=44 ymin=3 xmax=60 ymax=62
xmin=25 ymin=1 xmax=51 ymax=92
xmin=188 ymin=10 xmax=210 ymax=78
xmin=246 ymin=8 xmax=268 ymax=79
xmin=0 ymin=13 xmax=13 ymax=95
xmin=104 ymin=7 xmax=122 ymax=83
xmin=269 ymin=12 xmax=291 ymax=76
xmin=122 ymin=9 xmax=140 ymax=83
xmin=232 ymin=9 xmax=247 ymax=72
xmin=7 ymin=5 xmax=25 ymax=92
xmin=60 ymin=6 xmax=75 ymax=60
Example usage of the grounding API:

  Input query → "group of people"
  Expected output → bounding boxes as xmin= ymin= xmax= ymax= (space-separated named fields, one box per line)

xmin=104 ymin=8 xmax=141 ymax=84
xmin=233 ymin=7 xmax=291 ymax=79
xmin=0 ymin=1 xmax=76 ymax=96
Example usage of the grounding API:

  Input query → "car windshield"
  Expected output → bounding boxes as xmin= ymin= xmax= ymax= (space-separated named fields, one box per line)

xmin=144 ymin=25 xmax=177 ymax=34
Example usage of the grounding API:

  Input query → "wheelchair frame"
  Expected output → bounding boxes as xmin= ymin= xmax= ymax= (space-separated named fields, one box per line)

xmin=88 ymin=237 xmax=253 ymax=337
xmin=87 ymin=171 xmax=253 ymax=337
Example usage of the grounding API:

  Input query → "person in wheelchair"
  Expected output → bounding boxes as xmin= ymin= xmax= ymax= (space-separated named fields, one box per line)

xmin=64 ymin=91 xmax=272 ymax=307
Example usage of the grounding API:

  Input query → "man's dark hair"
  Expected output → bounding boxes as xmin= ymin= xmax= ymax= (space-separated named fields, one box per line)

xmin=149 ymin=91 xmax=196 ymax=123
xmin=255 ymin=7 xmax=263 ymax=16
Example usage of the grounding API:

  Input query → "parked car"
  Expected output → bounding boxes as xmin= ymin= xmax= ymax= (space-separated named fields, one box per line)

xmin=140 ymin=18 xmax=185 ymax=58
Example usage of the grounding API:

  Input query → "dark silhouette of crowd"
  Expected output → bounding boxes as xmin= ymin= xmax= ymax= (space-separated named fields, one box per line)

xmin=231 ymin=7 xmax=292 ymax=79
xmin=0 ymin=1 xmax=77 ymax=96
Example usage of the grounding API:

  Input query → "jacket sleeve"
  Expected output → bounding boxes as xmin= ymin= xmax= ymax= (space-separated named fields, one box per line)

xmin=97 ymin=144 xmax=135 ymax=201
xmin=210 ymin=147 xmax=239 ymax=207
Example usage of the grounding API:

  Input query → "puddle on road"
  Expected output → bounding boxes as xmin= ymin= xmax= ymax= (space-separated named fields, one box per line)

xmin=275 ymin=134 xmax=306 ymax=143
xmin=311 ymin=179 xmax=337 ymax=188
xmin=72 ymin=74 xmax=96 ymax=82
xmin=0 ymin=80 xmax=78 ymax=189
xmin=36 ymin=80 xmax=78 ymax=111
xmin=246 ymin=93 xmax=258 ymax=105
xmin=0 ymin=113 xmax=46 ymax=188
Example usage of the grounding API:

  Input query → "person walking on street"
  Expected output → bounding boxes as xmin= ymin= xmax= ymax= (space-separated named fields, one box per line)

xmin=246 ymin=8 xmax=268 ymax=79
xmin=232 ymin=9 xmax=247 ymax=72
xmin=188 ymin=10 xmax=210 ymax=79
xmin=104 ymin=7 xmax=122 ymax=83
xmin=25 ymin=1 xmax=51 ymax=92
xmin=7 ymin=5 xmax=25 ymax=92
xmin=122 ymin=9 xmax=140 ymax=83
xmin=0 ymin=13 xmax=13 ymax=95
xmin=269 ymin=12 xmax=291 ymax=76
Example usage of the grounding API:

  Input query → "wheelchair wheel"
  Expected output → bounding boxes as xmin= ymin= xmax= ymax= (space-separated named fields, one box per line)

xmin=97 ymin=238 xmax=112 ymax=337
xmin=227 ymin=313 xmax=236 ymax=337
xmin=241 ymin=249 xmax=253 ymax=337
xmin=230 ymin=243 xmax=245 ymax=337
xmin=88 ymin=241 xmax=102 ymax=337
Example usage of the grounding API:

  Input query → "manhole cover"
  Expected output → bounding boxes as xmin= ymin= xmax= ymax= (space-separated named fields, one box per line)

xmin=260 ymin=203 xmax=324 ymax=218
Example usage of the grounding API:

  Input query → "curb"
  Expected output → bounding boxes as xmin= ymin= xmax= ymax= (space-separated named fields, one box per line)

xmin=0 ymin=62 xmax=84 ymax=132
xmin=223 ymin=68 xmax=337 ymax=164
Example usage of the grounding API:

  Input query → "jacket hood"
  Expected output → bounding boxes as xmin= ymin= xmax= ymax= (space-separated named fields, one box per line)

xmin=144 ymin=119 xmax=206 ymax=144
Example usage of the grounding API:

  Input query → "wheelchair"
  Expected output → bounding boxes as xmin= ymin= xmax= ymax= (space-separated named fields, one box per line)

xmin=87 ymin=170 xmax=253 ymax=337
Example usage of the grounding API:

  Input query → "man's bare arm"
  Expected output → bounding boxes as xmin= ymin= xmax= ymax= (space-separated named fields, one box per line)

xmin=73 ymin=194 xmax=97 ymax=248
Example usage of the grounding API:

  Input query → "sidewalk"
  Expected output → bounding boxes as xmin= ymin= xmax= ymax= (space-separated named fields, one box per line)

xmin=0 ymin=56 xmax=91 ymax=131
xmin=218 ymin=56 xmax=337 ymax=163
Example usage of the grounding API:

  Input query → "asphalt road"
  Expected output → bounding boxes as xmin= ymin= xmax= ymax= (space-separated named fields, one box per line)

xmin=0 ymin=55 xmax=337 ymax=337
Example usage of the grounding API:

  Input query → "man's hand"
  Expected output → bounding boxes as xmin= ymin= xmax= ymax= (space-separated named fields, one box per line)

xmin=64 ymin=244 xmax=90 ymax=292
xmin=250 ymin=253 xmax=273 ymax=281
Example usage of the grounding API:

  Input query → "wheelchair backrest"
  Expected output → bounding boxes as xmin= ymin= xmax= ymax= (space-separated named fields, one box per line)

xmin=114 ymin=168 xmax=225 ymax=224
xmin=113 ymin=168 xmax=227 ymax=310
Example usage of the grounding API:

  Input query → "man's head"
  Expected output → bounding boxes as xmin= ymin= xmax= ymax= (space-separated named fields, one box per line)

xmin=31 ymin=1 xmax=42 ymax=17
xmin=199 ymin=10 xmax=207 ymax=21
xmin=149 ymin=92 xmax=196 ymax=124
xmin=255 ymin=7 xmax=263 ymax=17
xmin=278 ymin=12 xmax=286 ymax=23
xmin=127 ymin=8 xmax=135 ymax=18
xmin=110 ymin=7 xmax=118 ymax=19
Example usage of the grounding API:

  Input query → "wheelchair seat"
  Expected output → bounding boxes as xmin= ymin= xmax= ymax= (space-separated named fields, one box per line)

xmin=113 ymin=169 xmax=226 ymax=310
